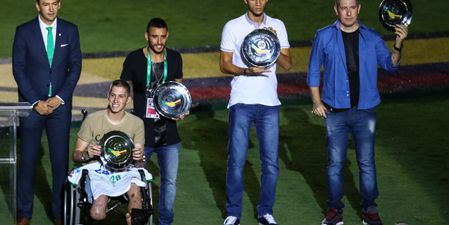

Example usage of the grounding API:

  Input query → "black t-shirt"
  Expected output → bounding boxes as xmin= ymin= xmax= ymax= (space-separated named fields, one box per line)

xmin=342 ymin=29 xmax=360 ymax=108
xmin=120 ymin=48 xmax=183 ymax=147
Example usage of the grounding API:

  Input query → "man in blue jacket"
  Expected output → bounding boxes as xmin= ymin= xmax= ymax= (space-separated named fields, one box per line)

xmin=307 ymin=0 xmax=407 ymax=225
xmin=12 ymin=0 xmax=82 ymax=224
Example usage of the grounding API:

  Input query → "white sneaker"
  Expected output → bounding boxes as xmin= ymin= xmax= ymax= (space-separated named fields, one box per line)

xmin=257 ymin=213 xmax=278 ymax=225
xmin=224 ymin=216 xmax=240 ymax=225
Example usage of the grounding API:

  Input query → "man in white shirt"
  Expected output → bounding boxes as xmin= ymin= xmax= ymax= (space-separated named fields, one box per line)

xmin=219 ymin=0 xmax=292 ymax=224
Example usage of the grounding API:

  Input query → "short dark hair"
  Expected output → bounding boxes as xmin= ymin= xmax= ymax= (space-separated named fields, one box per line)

xmin=335 ymin=0 xmax=360 ymax=6
xmin=109 ymin=79 xmax=131 ymax=95
xmin=146 ymin=17 xmax=168 ymax=32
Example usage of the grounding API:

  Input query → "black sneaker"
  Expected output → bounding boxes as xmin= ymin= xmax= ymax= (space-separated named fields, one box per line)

xmin=362 ymin=206 xmax=383 ymax=225
xmin=321 ymin=208 xmax=344 ymax=225
xmin=257 ymin=213 xmax=278 ymax=225
xmin=224 ymin=216 xmax=240 ymax=225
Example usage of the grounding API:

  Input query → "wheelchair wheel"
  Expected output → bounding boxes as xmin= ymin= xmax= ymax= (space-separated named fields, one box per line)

xmin=147 ymin=184 xmax=153 ymax=225
xmin=64 ymin=170 xmax=92 ymax=225
xmin=145 ymin=181 xmax=153 ymax=225
xmin=138 ymin=169 xmax=153 ymax=225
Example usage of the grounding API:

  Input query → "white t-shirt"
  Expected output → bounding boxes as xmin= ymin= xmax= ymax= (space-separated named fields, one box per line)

xmin=220 ymin=13 xmax=290 ymax=108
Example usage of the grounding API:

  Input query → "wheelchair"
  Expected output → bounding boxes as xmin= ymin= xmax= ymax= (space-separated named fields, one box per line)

xmin=63 ymin=166 xmax=153 ymax=225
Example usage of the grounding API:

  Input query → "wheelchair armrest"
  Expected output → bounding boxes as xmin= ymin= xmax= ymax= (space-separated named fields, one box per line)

xmin=78 ymin=169 xmax=89 ymax=198
xmin=137 ymin=169 xmax=146 ymax=182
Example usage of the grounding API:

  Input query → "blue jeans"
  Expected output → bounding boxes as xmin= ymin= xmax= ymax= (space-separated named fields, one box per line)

xmin=325 ymin=107 xmax=379 ymax=210
xmin=144 ymin=143 xmax=180 ymax=225
xmin=226 ymin=104 xmax=280 ymax=218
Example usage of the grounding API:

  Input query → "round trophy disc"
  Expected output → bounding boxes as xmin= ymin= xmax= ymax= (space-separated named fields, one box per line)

xmin=153 ymin=82 xmax=192 ymax=120
xmin=379 ymin=0 xmax=413 ymax=31
xmin=241 ymin=28 xmax=281 ymax=68
xmin=99 ymin=130 xmax=134 ymax=171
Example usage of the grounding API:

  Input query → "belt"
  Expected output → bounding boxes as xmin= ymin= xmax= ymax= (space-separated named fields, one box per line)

xmin=323 ymin=103 xmax=356 ymax=113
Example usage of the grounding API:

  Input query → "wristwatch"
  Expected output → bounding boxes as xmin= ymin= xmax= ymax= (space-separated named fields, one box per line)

xmin=394 ymin=44 xmax=402 ymax=52
xmin=81 ymin=152 xmax=89 ymax=161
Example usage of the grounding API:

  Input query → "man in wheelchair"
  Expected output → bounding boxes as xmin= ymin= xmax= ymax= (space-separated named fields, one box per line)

xmin=68 ymin=80 xmax=151 ymax=225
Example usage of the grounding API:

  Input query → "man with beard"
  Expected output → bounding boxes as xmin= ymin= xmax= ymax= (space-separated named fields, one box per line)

xmin=307 ymin=0 xmax=408 ymax=224
xmin=219 ymin=0 xmax=292 ymax=224
xmin=120 ymin=17 xmax=185 ymax=225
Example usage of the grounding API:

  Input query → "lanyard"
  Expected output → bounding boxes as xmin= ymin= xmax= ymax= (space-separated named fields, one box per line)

xmin=146 ymin=47 xmax=168 ymax=87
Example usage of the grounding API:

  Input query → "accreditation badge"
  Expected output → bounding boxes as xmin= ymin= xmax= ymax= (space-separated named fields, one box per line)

xmin=145 ymin=98 xmax=160 ymax=119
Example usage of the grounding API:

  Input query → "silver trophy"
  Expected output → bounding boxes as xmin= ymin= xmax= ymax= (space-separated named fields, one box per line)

xmin=241 ymin=28 xmax=281 ymax=68
xmin=153 ymin=81 xmax=192 ymax=120
xmin=379 ymin=0 xmax=413 ymax=31
xmin=100 ymin=130 xmax=134 ymax=171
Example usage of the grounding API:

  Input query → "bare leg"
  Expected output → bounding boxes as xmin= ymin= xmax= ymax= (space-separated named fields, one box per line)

xmin=90 ymin=195 xmax=108 ymax=221
xmin=126 ymin=184 xmax=143 ymax=225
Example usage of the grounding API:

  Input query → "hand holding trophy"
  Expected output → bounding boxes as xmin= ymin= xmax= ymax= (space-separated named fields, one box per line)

xmin=378 ymin=0 xmax=413 ymax=31
xmin=100 ymin=131 xmax=134 ymax=171
xmin=153 ymin=82 xmax=192 ymax=120
xmin=240 ymin=28 xmax=281 ymax=69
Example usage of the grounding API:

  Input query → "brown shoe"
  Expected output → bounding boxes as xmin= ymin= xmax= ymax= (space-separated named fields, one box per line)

xmin=16 ymin=217 xmax=30 ymax=225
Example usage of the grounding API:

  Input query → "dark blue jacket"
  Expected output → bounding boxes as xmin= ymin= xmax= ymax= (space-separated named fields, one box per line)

xmin=12 ymin=17 xmax=82 ymax=105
